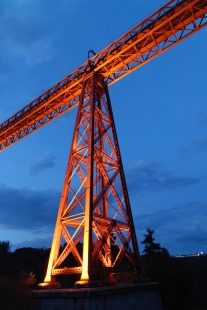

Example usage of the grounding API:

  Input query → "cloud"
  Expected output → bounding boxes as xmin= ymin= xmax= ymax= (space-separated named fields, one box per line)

xmin=30 ymin=154 xmax=56 ymax=176
xmin=12 ymin=236 xmax=52 ymax=251
xmin=134 ymin=200 xmax=207 ymax=255
xmin=126 ymin=159 xmax=201 ymax=195
xmin=10 ymin=38 xmax=56 ymax=66
xmin=0 ymin=0 xmax=57 ymax=66
xmin=179 ymin=113 xmax=207 ymax=156
xmin=0 ymin=182 xmax=206 ymax=255
xmin=0 ymin=183 xmax=60 ymax=232
xmin=179 ymin=136 xmax=207 ymax=156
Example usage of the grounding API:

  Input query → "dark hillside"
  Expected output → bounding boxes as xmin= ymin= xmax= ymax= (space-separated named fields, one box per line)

xmin=141 ymin=253 xmax=207 ymax=310
xmin=0 ymin=242 xmax=207 ymax=309
xmin=0 ymin=247 xmax=50 ymax=283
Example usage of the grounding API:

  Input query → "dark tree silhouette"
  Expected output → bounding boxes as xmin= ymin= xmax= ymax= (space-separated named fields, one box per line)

xmin=0 ymin=241 xmax=11 ymax=254
xmin=141 ymin=228 xmax=163 ymax=255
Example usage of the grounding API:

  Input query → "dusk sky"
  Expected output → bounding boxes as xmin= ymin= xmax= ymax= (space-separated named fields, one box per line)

xmin=0 ymin=0 xmax=207 ymax=256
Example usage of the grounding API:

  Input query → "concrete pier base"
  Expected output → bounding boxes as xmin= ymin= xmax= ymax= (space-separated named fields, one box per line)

xmin=29 ymin=282 xmax=163 ymax=310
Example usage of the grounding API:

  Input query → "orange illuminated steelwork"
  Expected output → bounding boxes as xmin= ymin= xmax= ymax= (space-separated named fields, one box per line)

xmin=0 ymin=0 xmax=207 ymax=151
xmin=0 ymin=0 xmax=207 ymax=287
xmin=42 ymin=73 xmax=142 ymax=287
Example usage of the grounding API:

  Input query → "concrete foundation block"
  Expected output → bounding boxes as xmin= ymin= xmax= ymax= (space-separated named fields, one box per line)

xmin=29 ymin=282 xmax=163 ymax=310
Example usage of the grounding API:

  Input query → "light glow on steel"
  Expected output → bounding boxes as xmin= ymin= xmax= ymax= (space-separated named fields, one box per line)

xmin=1 ymin=0 xmax=207 ymax=151
xmin=41 ymin=74 xmax=142 ymax=285
xmin=1 ymin=0 xmax=207 ymax=287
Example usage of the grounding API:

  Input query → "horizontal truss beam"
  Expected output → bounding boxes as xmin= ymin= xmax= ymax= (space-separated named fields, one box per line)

xmin=0 ymin=0 xmax=207 ymax=151
xmin=51 ymin=266 xmax=136 ymax=275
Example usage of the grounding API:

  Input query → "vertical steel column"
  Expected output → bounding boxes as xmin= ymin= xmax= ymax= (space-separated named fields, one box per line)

xmin=79 ymin=74 xmax=95 ymax=283
xmin=39 ymin=82 xmax=87 ymax=288
xmin=105 ymin=89 xmax=143 ymax=275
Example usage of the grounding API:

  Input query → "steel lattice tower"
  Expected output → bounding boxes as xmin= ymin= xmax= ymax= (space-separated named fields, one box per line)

xmin=1 ymin=0 xmax=207 ymax=289
xmin=40 ymin=72 xmax=142 ymax=287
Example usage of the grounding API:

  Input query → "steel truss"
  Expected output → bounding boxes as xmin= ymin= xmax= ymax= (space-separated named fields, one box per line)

xmin=1 ymin=0 xmax=207 ymax=151
xmin=42 ymin=73 xmax=141 ymax=286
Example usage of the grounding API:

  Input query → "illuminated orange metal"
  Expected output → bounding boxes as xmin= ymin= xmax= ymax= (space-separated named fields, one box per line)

xmin=1 ymin=0 xmax=207 ymax=287
xmin=43 ymin=73 xmax=142 ymax=286
xmin=0 ymin=0 xmax=207 ymax=151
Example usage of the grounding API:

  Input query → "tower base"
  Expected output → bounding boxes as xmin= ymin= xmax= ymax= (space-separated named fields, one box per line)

xmin=29 ymin=283 xmax=163 ymax=310
xmin=74 ymin=280 xmax=99 ymax=288
xmin=38 ymin=281 xmax=61 ymax=289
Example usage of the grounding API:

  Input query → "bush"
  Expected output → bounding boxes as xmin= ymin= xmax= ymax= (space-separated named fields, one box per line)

xmin=0 ymin=273 xmax=36 ymax=310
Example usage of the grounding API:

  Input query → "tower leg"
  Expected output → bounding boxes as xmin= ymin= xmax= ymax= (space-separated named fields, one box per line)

xmin=75 ymin=75 xmax=96 ymax=287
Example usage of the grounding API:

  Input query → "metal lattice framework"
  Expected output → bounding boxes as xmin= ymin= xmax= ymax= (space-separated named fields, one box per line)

xmin=43 ymin=74 xmax=141 ymax=285
xmin=0 ymin=0 xmax=207 ymax=151
xmin=1 ymin=0 xmax=207 ymax=287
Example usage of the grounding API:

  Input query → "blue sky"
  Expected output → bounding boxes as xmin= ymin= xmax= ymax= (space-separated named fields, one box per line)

xmin=0 ymin=0 xmax=207 ymax=256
